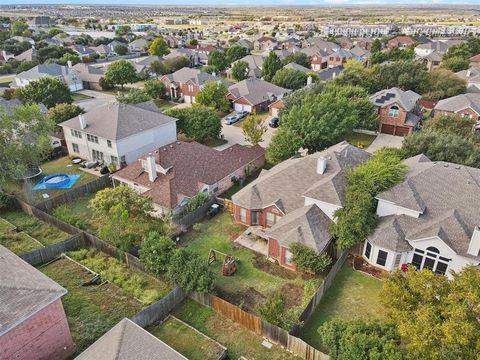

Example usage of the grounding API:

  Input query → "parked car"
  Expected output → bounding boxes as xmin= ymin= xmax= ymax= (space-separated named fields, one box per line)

xmin=237 ymin=111 xmax=249 ymax=120
xmin=269 ymin=117 xmax=280 ymax=128
xmin=225 ymin=115 xmax=239 ymax=125
xmin=206 ymin=203 xmax=220 ymax=218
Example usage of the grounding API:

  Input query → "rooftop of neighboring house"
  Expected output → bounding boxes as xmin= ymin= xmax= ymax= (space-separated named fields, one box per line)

xmin=72 ymin=63 xmax=105 ymax=82
xmin=0 ymin=98 xmax=47 ymax=115
xmin=388 ymin=35 xmax=415 ymax=45
xmin=14 ymin=47 xmax=37 ymax=62
xmin=15 ymin=63 xmax=80 ymax=81
xmin=232 ymin=54 xmax=265 ymax=72
xmin=300 ymin=46 xmax=330 ymax=58
xmin=304 ymin=37 xmax=339 ymax=53
xmin=256 ymin=36 xmax=276 ymax=43
xmin=318 ymin=65 xmax=343 ymax=81
xmin=113 ymin=141 xmax=265 ymax=209
xmin=227 ymin=78 xmax=289 ymax=106
xmin=232 ymin=141 xmax=370 ymax=214
xmin=59 ymin=101 xmax=177 ymax=141
xmin=434 ymin=93 xmax=480 ymax=114
xmin=368 ymin=154 xmax=480 ymax=259
xmin=349 ymin=46 xmax=371 ymax=58
xmin=162 ymin=67 xmax=224 ymax=86
xmin=70 ymin=44 xmax=95 ymax=55
xmin=75 ymin=318 xmax=187 ymax=360
xmin=370 ymin=87 xmax=421 ymax=112
xmin=129 ymin=38 xmax=149 ymax=48
xmin=456 ymin=67 xmax=480 ymax=83
xmin=0 ymin=244 xmax=67 ymax=336
xmin=283 ymin=62 xmax=311 ymax=73
xmin=470 ymin=53 xmax=480 ymax=62
xmin=91 ymin=44 xmax=114 ymax=54
xmin=328 ymin=48 xmax=355 ymax=59
xmin=163 ymin=48 xmax=196 ymax=60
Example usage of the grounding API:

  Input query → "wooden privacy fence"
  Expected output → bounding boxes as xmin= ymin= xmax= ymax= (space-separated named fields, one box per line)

xmin=189 ymin=291 xmax=329 ymax=360
xmin=173 ymin=197 xmax=217 ymax=229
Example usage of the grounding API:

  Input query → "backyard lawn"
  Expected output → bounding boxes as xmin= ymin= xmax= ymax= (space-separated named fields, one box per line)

xmin=149 ymin=316 xmax=226 ymax=360
xmin=299 ymin=262 xmax=385 ymax=350
xmin=52 ymin=193 xmax=100 ymax=234
xmin=40 ymin=257 xmax=143 ymax=354
xmin=153 ymin=99 xmax=177 ymax=112
xmin=180 ymin=212 xmax=317 ymax=312
xmin=171 ymin=299 xmax=301 ymax=360
xmin=344 ymin=131 xmax=377 ymax=149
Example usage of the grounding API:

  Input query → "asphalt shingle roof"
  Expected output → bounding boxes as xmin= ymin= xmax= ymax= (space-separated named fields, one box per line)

xmin=228 ymin=78 xmax=289 ymax=106
xmin=434 ymin=93 xmax=480 ymax=115
xmin=369 ymin=87 xmax=421 ymax=112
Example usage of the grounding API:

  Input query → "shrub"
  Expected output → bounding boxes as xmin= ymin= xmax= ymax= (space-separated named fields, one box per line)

xmin=187 ymin=192 xmax=211 ymax=212
xmin=290 ymin=243 xmax=332 ymax=274
xmin=139 ymin=231 xmax=176 ymax=274
xmin=143 ymin=79 xmax=166 ymax=99
xmin=53 ymin=204 xmax=88 ymax=230
xmin=99 ymin=76 xmax=114 ymax=91
xmin=257 ymin=292 xmax=301 ymax=330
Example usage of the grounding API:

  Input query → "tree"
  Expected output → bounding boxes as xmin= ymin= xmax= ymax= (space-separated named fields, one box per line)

xmin=166 ymin=248 xmax=215 ymax=293
xmin=374 ymin=60 xmax=430 ymax=94
xmin=89 ymin=185 xmax=153 ymax=218
xmin=114 ymin=44 xmax=128 ymax=55
xmin=271 ymin=68 xmax=308 ymax=90
xmin=104 ymin=59 xmax=137 ymax=89
xmin=241 ymin=115 xmax=267 ymax=145
xmin=208 ymin=50 xmax=228 ymax=72
xmin=166 ymin=105 xmax=221 ymax=143
xmin=371 ymin=39 xmax=382 ymax=53
xmin=282 ymin=52 xmax=310 ymax=68
xmin=20 ymin=77 xmax=72 ymax=108
xmin=99 ymin=76 xmax=114 ymax=91
xmin=231 ymin=60 xmax=249 ymax=81
xmin=262 ymin=51 xmax=282 ymax=81
xmin=143 ymin=79 xmax=166 ymax=99
xmin=115 ymin=25 xmax=132 ymax=37
xmin=381 ymin=266 xmax=480 ymax=360
xmin=425 ymin=68 xmax=466 ymax=101
xmin=47 ymin=103 xmax=84 ymax=125
xmin=266 ymin=127 xmax=303 ymax=164
xmin=319 ymin=319 xmax=403 ymax=360
xmin=226 ymin=45 xmax=249 ymax=63
xmin=148 ymin=36 xmax=170 ymax=56
xmin=11 ymin=21 xmax=28 ymax=36
xmin=139 ymin=231 xmax=176 ymax=274
xmin=0 ymin=104 xmax=54 ymax=195
xmin=257 ymin=292 xmax=300 ymax=330
xmin=56 ymin=53 xmax=81 ymax=66
xmin=333 ymin=59 xmax=376 ymax=93
xmin=164 ymin=56 xmax=191 ymax=73
xmin=36 ymin=45 xmax=74 ymax=63
xmin=424 ymin=114 xmax=475 ymax=139
xmin=99 ymin=204 xmax=139 ymax=252
xmin=149 ymin=60 xmax=168 ymax=79
xmin=15 ymin=60 xmax=38 ymax=74
xmin=290 ymin=243 xmax=332 ymax=274
xmin=189 ymin=38 xmax=198 ymax=46
xmin=441 ymin=56 xmax=470 ymax=72
xmin=195 ymin=81 xmax=230 ymax=112
xmin=116 ymin=88 xmax=151 ymax=104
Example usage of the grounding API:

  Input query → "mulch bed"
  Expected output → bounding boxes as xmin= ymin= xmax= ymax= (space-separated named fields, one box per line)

xmin=352 ymin=255 xmax=386 ymax=280
xmin=252 ymin=253 xmax=298 ymax=280
xmin=280 ymin=283 xmax=304 ymax=308
xmin=217 ymin=287 xmax=266 ymax=312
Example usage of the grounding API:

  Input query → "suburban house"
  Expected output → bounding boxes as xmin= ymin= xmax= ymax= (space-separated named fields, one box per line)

xmin=238 ymin=38 xmax=254 ymax=50
xmin=112 ymin=141 xmax=265 ymax=215
xmin=129 ymin=38 xmax=149 ymax=52
xmin=350 ymin=46 xmax=372 ymax=63
xmin=75 ymin=318 xmax=187 ymax=360
xmin=327 ymin=48 xmax=354 ymax=68
xmin=0 ymin=245 xmax=74 ymax=360
xmin=363 ymin=155 xmax=480 ymax=277
xmin=302 ymin=46 xmax=330 ymax=71
xmin=185 ymin=44 xmax=220 ymax=64
xmin=227 ymin=54 xmax=265 ymax=79
xmin=253 ymin=36 xmax=278 ymax=51
xmin=14 ymin=47 xmax=37 ymax=62
xmin=69 ymin=44 xmax=95 ymax=61
xmin=455 ymin=67 xmax=480 ymax=93
xmin=164 ymin=48 xmax=200 ymax=67
xmin=227 ymin=78 xmax=289 ymax=113
xmin=13 ymin=63 xmax=83 ymax=91
xmin=414 ymin=40 xmax=461 ymax=71
xmin=338 ymin=36 xmax=354 ymax=49
xmin=387 ymin=35 xmax=416 ymax=49
xmin=130 ymin=55 xmax=164 ymax=77
xmin=91 ymin=43 xmax=118 ymax=57
xmin=164 ymin=34 xmax=179 ymax=48
xmin=268 ymin=98 xmax=284 ymax=117
xmin=355 ymin=37 xmax=374 ymax=50
xmin=304 ymin=38 xmax=339 ymax=53
xmin=370 ymin=87 xmax=422 ymax=136
xmin=232 ymin=142 xmax=370 ymax=270
xmin=72 ymin=63 xmax=105 ymax=90
xmin=433 ymin=93 xmax=480 ymax=121
xmin=160 ymin=67 xmax=226 ymax=103
xmin=59 ymin=101 xmax=178 ymax=167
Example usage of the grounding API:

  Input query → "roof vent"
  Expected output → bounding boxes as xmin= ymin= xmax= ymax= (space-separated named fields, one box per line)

xmin=444 ymin=164 xmax=449 ymax=167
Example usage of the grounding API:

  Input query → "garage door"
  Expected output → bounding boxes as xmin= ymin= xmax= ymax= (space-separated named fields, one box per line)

xmin=234 ymin=103 xmax=252 ymax=113
xmin=380 ymin=124 xmax=395 ymax=135
xmin=270 ymin=108 xmax=279 ymax=117
xmin=184 ymin=95 xmax=192 ymax=103
xmin=395 ymin=126 xmax=410 ymax=137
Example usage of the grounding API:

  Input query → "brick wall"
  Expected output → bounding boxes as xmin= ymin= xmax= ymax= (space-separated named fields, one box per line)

xmin=378 ymin=103 xmax=409 ymax=126
xmin=435 ymin=108 xmax=480 ymax=121
xmin=0 ymin=299 xmax=74 ymax=360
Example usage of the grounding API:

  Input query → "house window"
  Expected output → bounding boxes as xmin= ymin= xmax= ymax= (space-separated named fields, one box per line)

xmin=239 ymin=208 xmax=247 ymax=223
xmin=107 ymin=140 xmax=112 ymax=148
xmin=72 ymin=143 xmax=79 ymax=153
xmin=376 ymin=250 xmax=388 ymax=267
xmin=120 ymin=155 xmax=126 ymax=164
xmin=388 ymin=105 xmax=400 ymax=118
xmin=92 ymin=149 xmax=104 ymax=161
xmin=71 ymin=129 xmax=82 ymax=138
xmin=410 ymin=247 xmax=449 ymax=275
xmin=364 ymin=241 xmax=372 ymax=259
xmin=188 ymin=84 xmax=194 ymax=92
xmin=266 ymin=212 xmax=276 ymax=226
xmin=461 ymin=113 xmax=472 ymax=119
xmin=87 ymin=134 xmax=99 ymax=144
xmin=394 ymin=253 xmax=402 ymax=268
xmin=110 ymin=155 xmax=118 ymax=165
xmin=285 ymin=249 xmax=293 ymax=265
xmin=251 ymin=211 xmax=259 ymax=225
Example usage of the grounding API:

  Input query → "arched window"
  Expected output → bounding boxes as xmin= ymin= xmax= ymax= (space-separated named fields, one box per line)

xmin=388 ymin=105 xmax=400 ymax=118
xmin=411 ymin=247 xmax=449 ymax=275
xmin=426 ymin=247 xmax=439 ymax=253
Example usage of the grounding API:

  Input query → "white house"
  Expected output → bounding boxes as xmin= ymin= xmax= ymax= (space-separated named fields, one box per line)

xmin=14 ymin=63 xmax=83 ymax=92
xmin=59 ymin=101 xmax=177 ymax=167
xmin=362 ymin=155 xmax=480 ymax=278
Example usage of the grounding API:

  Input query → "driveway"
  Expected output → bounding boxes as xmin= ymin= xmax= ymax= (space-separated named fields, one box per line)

xmin=216 ymin=111 xmax=276 ymax=150
xmin=74 ymin=89 xmax=115 ymax=112
xmin=367 ymin=133 xmax=404 ymax=153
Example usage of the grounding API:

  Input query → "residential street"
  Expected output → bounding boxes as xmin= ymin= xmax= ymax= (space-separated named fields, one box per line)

xmin=73 ymin=89 xmax=115 ymax=112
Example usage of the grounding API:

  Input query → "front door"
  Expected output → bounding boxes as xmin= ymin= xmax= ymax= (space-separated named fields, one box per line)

xmin=251 ymin=211 xmax=259 ymax=225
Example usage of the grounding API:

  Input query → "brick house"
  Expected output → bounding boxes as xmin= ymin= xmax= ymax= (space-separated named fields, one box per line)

xmin=370 ymin=87 xmax=422 ymax=136
xmin=253 ymin=36 xmax=277 ymax=51
xmin=268 ymin=98 xmax=284 ymax=117
xmin=112 ymin=141 xmax=265 ymax=215
xmin=160 ymin=67 xmax=226 ymax=103
xmin=356 ymin=37 xmax=374 ymax=50
xmin=327 ymin=48 xmax=354 ymax=68
xmin=300 ymin=46 xmax=329 ymax=71
xmin=0 ymin=245 xmax=74 ymax=360
xmin=227 ymin=78 xmax=289 ymax=113
xmin=433 ymin=93 xmax=480 ymax=121
xmin=387 ymin=35 xmax=415 ymax=50
xmin=232 ymin=142 xmax=370 ymax=270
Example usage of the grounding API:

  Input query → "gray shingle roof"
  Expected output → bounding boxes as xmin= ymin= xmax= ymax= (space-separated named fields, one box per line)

xmin=369 ymin=87 xmax=421 ymax=112
xmin=434 ymin=93 xmax=480 ymax=115
xmin=164 ymin=67 xmax=223 ymax=86
xmin=75 ymin=318 xmax=187 ymax=360
xmin=16 ymin=63 xmax=78 ymax=80
xmin=283 ymin=62 xmax=311 ymax=73
xmin=0 ymin=245 xmax=66 ymax=336
xmin=228 ymin=78 xmax=289 ymax=106
xmin=59 ymin=101 xmax=177 ymax=141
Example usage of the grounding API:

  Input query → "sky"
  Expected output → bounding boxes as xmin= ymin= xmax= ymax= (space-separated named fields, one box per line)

xmin=2 ymin=0 xmax=480 ymax=5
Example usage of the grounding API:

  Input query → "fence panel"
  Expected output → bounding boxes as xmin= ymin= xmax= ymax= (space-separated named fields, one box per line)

xmin=262 ymin=320 xmax=289 ymax=347
xmin=190 ymin=290 xmax=214 ymax=307
xmin=287 ymin=336 xmax=329 ymax=360
xmin=131 ymin=287 xmax=187 ymax=328
xmin=173 ymin=198 xmax=216 ymax=229
xmin=211 ymin=296 xmax=262 ymax=335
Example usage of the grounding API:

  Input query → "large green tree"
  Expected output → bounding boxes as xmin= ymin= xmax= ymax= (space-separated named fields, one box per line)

xmin=282 ymin=52 xmax=311 ymax=68
xmin=226 ymin=45 xmax=249 ymax=63
xmin=47 ymin=103 xmax=84 ymax=124
xmin=139 ymin=231 xmax=176 ymax=274
xmin=195 ymin=81 xmax=230 ymax=112
xmin=148 ymin=36 xmax=170 ymax=56
xmin=231 ymin=60 xmax=249 ymax=81
xmin=11 ymin=21 xmax=29 ymax=36
xmin=374 ymin=60 xmax=430 ymax=94
xmin=89 ymin=185 xmax=153 ymax=218
xmin=21 ymin=77 xmax=72 ymax=108
xmin=164 ymin=56 xmax=191 ymax=73
xmin=424 ymin=68 xmax=466 ymax=101
xmin=104 ymin=59 xmax=137 ymax=89
xmin=262 ymin=51 xmax=282 ymax=81
xmin=271 ymin=68 xmax=308 ymax=90
xmin=208 ymin=50 xmax=229 ymax=72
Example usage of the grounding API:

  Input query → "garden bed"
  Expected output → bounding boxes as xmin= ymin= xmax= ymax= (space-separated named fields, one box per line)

xmin=39 ymin=257 xmax=143 ymax=354
xmin=0 ymin=230 xmax=43 ymax=254
xmin=52 ymin=193 xmax=100 ymax=234
xmin=149 ymin=315 xmax=226 ymax=360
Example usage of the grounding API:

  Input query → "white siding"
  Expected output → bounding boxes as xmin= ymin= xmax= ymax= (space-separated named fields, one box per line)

xmin=303 ymin=196 xmax=342 ymax=221
xmin=376 ymin=199 xmax=422 ymax=218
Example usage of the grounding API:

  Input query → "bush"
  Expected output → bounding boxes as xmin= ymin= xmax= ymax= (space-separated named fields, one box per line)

xmin=187 ymin=192 xmax=211 ymax=212
xmin=143 ymin=79 xmax=166 ymax=99
xmin=139 ymin=231 xmax=176 ymax=275
xmin=53 ymin=204 xmax=88 ymax=230
xmin=99 ymin=76 xmax=114 ymax=91
xmin=117 ymin=88 xmax=151 ymax=104
xmin=290 ymin=243 xmax=332 ymax=274
xmin=257 ymin=292 xmax=301 ymax=331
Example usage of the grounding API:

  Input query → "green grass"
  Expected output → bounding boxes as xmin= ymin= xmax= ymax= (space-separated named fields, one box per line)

xmin=40 ymin=257 xmax=143 ymax=355
xmin=0 ymin=231 xmax=43 ymax=254
xmin=72 ymin=92 xmax=94 ymax=101
xmin=153 ymin=98 xmax=176 ymax=112
xmin=0 ymin=75 xmax=14 ymax=85
xmin=344 ymin=131 xmax=377 ymax=149
xmin=52 ymin=194 xmax=99 ymax=234
xmin=180 ymin=212 xmax=311 ymax=312
xmin=171 ymin=299 xmax=301 ymax=360
xmin=299 ymin=263 xmax=385 ymax=350
xmin=149 ymin=316 xmax=225 ymax=360
xmin=0 ymin=210 xmax=69 ymax=245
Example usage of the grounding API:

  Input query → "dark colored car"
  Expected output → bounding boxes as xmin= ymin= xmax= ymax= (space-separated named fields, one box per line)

xmin=206 ymin=203 xmax=221 ymax=218
xmin=269 ymin=117 xmax=280 ymax=128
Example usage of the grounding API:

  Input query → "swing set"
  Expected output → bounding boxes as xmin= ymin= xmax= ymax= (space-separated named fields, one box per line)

xmin=208 ymin=248 xmax=237 ymax=276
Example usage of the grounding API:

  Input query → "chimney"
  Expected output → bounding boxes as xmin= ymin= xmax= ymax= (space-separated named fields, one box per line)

xmin=67 ymin=60 xmax=72 ymax=68
xmin=467 ymin=226 xmax=480 ymax=256
xmin=78 ymin=114 xmax=87 ymax=129
xmin=146 ymin=153 xmax=157 ymax=182
xmin=307 ymin=75 xmax=313 ymax=85
xmin=467 ymin=70 xmax=472 ymax=77
xmin=212 ymin=72 xmax=216 ymax=77
xmin=317 ymin=156 xmax=327 ymax=174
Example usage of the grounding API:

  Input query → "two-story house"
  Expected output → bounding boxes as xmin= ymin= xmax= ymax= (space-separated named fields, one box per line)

xmin=387 ymin=35 xmax=415 ymax=50
xmin=363 ymin=155 xmax=480 ymax=278
xmin=433 ymin=93 xmax=480 ymax=121
xmin=160 ymin=67 xmax=226 ymax=103
xmin=59 ymin=101 xmax=178 ymax=167
xmin=370 ymin=87 xmax=422 ymax=136
xmin=14 ymin=63 xmax=83 ymax=92
xmin=232 ymin=142 xmax=370 ymax=270
xmin=253 ymin=36 xmax=278 ymax=51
